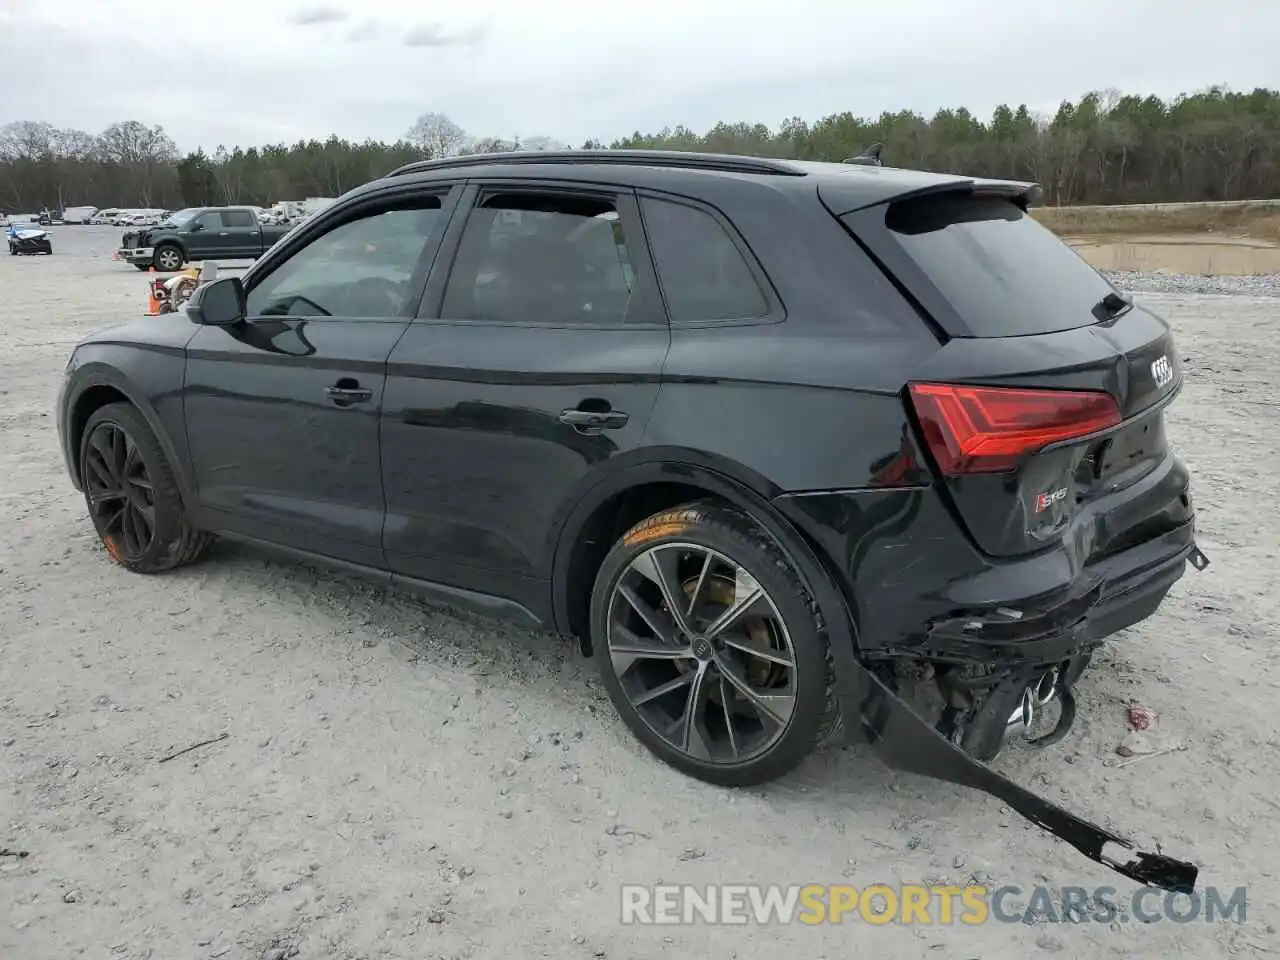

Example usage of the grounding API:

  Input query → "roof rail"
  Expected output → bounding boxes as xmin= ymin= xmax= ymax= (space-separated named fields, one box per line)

xmin=384 ymin=149 xmax=807 ymax=179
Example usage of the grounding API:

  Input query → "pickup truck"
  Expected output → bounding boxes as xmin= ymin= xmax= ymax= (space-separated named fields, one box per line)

xmin=117 ymin=206 xmax=293 ymax=271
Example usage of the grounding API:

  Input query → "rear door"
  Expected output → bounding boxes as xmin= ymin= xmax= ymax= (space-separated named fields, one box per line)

xmin=380 ymin=180 xmax=669 ymax=608
xmin=841 ymin=191 xmax=1190 ymax=561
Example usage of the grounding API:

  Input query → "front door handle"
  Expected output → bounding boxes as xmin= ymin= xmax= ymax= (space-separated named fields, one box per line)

xmin=325 ymin=378 xmax=373 ymax=407
xmin=559 ymin=408 xmax=630 ymax=432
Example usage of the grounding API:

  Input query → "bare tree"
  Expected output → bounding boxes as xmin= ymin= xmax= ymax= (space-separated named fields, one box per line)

xmin=405 ymin=112 xmax=467 ymax=159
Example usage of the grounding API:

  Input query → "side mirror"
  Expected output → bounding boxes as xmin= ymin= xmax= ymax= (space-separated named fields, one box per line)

xmin=187 ymin=276 xmax=245 ymax=326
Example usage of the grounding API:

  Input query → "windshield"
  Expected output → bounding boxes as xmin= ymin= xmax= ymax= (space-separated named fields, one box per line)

xmin=163 ymin=208 xmax=201 ymax=227
xmin=860 ymin=195 xmax=1116 ymax=338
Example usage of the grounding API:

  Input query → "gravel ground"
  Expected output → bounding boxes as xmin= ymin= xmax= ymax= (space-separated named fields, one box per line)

xmin=2 ymin=227 xmax=1279 ymax=959
xmin=1106 ymin=271 xmax=1280 ymax=298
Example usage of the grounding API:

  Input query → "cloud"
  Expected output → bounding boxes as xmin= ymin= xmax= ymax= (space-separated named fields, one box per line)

xmin=345 ymin=20 xmax=381 ymax=42
xmin=289 ymin=5 xmax=348 ymax=26
xmin=402 ymin=21 xmax=486 ymax=48
xmin=0 ymin=0 xmax=1275 ymax=155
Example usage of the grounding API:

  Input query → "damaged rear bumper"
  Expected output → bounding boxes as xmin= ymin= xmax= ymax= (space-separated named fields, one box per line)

xmin=919 ymin=519 xmax=1202 ymax=667
xmin=821 ymin=526 xmax=1208 ymax=893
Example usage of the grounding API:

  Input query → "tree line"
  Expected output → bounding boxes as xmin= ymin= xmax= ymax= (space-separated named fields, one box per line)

xmin=2 ymin=86 xmax=1277 ymax=213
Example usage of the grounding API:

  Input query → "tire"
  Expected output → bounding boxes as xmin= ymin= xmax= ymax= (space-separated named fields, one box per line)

xmin=154 ymin=244 xmax=183 ymax=271
xmin=589 ymin=501 xmax=840 ymax=787
xmin=79 ymin=402 xmax=212 ymax=574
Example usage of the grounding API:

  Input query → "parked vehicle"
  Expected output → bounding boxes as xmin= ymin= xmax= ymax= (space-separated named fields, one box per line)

xmin=62 ymin=206 xmax=99 ymax=224
xmin=117 ymin=206 xmax=293 ymax=271
xmin=7 ymin=222 xmax=53 ymax=255
xmin=57 ymin=150 xmax=1206 ymax=890
xmin=90 ymin=209 xmax=122 ymax=225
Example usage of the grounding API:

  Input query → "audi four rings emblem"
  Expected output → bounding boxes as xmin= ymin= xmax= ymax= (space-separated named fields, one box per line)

xmin=1151 ymin=355 xmax=1173 ymax=388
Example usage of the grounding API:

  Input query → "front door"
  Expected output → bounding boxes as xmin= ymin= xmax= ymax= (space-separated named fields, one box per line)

xmin=186 ymin=210 xmax=237 ymax=261
xmin=381 ymin=182 xmax=670 ymax=609
xmin=184 ymin=186 xmax=460 ymax=569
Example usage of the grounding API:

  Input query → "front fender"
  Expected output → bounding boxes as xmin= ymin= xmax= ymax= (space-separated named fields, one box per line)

xmin=62 ymin=355 xmax=195 ymax=511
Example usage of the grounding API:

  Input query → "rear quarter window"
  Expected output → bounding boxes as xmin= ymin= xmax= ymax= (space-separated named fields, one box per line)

xmin=864 ymin=195 xmax=1117 ymax=338
xmin=640 ymin=197 xmax=769 ymax=322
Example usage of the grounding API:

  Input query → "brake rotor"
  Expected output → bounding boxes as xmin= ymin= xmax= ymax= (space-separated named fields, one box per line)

xmin=676 ymin=573 xmax=781 ymax=689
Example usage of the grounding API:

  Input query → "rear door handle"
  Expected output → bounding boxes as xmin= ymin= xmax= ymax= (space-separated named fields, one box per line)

xmin=325 ymin=379 xmax=373 ymax=407
xmin=559 ymin=408 xmax=630 ymax=432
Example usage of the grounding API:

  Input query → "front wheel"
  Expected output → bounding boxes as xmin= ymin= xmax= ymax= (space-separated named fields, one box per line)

xmin=79 ymin=402 xmax=212 ymax=574
xmin=154 ymin=245 xmax=183 ymax=271
xmin=589 ymin=502 xmax=841 ymax=787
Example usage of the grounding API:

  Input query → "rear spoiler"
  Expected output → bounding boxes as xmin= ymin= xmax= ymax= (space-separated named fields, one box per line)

xmin=831 ymin=176 xmax=1043 ymax=215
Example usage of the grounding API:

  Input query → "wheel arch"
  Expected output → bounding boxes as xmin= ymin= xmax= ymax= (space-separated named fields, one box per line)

xmin=549 ymin=453 xmax=862 ymax=675
xmin=65 ymin=366 xmax=196 ymax=511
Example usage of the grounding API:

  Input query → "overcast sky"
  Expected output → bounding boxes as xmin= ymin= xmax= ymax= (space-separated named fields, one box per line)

xmin=1 ymin=0 xmax=1276 ymax=152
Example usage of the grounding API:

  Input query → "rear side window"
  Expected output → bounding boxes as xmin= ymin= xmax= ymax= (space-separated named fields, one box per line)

xmin=867 ymin=195 xmax=1116 ymax=337
xmin=640 ymin=198 xmax=768 ymax=322
xmin=442 ymin=192 xmax=638 ymax=325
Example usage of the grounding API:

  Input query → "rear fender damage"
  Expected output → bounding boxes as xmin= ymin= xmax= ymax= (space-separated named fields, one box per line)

xmin=831 ymin=547 xmax=1210 ymax=894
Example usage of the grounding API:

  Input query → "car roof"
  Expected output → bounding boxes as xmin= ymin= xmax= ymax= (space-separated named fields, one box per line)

xmin=367 ymin=149 xmax=1041 ymax=215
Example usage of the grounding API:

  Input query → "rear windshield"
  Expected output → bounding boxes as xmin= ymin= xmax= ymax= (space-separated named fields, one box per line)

xmin=861 ymin=195 xmax=1116 ymax=337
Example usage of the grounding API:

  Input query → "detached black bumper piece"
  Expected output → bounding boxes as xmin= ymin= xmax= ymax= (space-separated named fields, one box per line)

xmin=831 ymin=544 xmax=1209 ymax=895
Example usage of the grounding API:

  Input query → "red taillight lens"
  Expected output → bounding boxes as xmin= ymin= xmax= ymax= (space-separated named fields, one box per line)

xmin=907 ymin=382 xmax=1122 ymax=475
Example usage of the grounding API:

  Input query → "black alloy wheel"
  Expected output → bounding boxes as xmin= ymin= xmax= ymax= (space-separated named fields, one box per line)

xmin=78 ymin=402 xmax=212 ymax=573
xmin=84 ymin=420 xmax=157 ymax=563
xmin=591 ymin=503 xmax=839 ymax=786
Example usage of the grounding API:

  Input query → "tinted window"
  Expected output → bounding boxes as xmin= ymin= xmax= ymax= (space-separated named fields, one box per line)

xmin=245 ymin=199 xmax=444 ymax=319
xmin=222 ymin=210 xmax=255 ymax=228
xmin=441 ymin=193 xmax=636 ymax=325
xmin=193 ymin=211 xmax=223 ymax=230
xmin=641 ymin=198 xmax=768 ymax=322
xmin=873 ymin=195 xmax=1116 ymax=337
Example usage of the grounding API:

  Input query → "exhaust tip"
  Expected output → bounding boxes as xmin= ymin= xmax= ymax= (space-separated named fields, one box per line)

xmin=1035 ymin=668 xmax=1059 ymax=706
xmin=1008 ymin=686 xmax=1036 ymax=733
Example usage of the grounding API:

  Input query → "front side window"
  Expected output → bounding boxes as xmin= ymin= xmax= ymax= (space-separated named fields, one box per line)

xmin=640 ymin=197 xmax=769 ymax=322
xmin=222 ymin=210 xmax=255 ymax=228
xmin=441 ymin=192 xmax=637 ymax=325
xmin=192 ymin=212 xmax=223 ymax=231
xmin=245 ymin=198 xmax=445 ymax=319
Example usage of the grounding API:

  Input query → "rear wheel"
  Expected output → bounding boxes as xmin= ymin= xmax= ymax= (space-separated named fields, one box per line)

xmin=79 ymin=402 xmax=211 ymax=574
xmin=590 ymin=502 xmax=840 ymax=786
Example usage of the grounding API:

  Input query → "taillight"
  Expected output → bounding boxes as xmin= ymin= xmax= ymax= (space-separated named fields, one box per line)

xmin=907 ymin=382 xmax=1121 ymax=475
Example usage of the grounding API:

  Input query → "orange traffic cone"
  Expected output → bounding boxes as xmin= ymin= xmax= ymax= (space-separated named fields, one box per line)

xmin=145 ymin=272 xmax=161 ymax=316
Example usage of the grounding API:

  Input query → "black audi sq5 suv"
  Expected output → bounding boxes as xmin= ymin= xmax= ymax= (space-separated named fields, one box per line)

xmin=57 ymin=150 xmax=1207 ymax=888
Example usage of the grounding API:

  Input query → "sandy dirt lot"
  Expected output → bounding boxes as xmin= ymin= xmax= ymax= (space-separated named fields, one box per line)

xmin=2 ymin=227 xmax=1279 ymax=959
